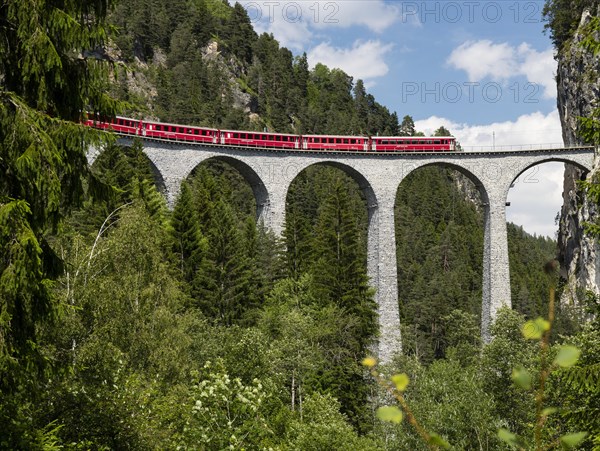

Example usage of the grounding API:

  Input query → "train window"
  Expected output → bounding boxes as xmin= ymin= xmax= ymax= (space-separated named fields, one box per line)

xmin=194 ymin=129 xmax=199 ymax=135
xmin=234 ymin=133 xmax=239 ymax=138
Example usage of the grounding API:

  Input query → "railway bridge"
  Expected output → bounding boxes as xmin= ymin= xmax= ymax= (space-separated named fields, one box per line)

xmin=88 ymin=141 xmax=596 ymax=362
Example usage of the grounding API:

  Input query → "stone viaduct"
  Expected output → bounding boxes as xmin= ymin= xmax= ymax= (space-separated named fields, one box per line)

xmin=88 ymin=140 xmax=596 ymax=363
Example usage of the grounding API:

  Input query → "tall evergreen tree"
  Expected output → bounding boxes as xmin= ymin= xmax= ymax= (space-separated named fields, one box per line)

xmin=0 ymin=0 xmax=119 ymax=445
xmin=171 ymin=182 xmax=207 ymax=288
xmin=196 ymin=200 xmax=253 ymax=325
xmin=311 ymin=178 xmax=377 ymax=343
xmin=0 ymin=0 xmax=117 ymax=383
xmin=399 ymin=115 xmax=416 ymax=136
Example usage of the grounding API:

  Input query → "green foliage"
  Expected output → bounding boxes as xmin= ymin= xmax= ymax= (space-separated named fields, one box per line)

xmin=549 ymin=322 xmax=600 ymax=448
xmin=481 ymin=308 xmax=538 ymax=435
xmin=542 ymin=0 xmax=600 ymax=49
xmin=508 ymin=223 xmax=559 ymax=319
xmin=171 ymin=182 xmax=207 ymax=289
xmin=0 ymin=0 xmax=119 ymax=444
xmin=284 ymin=393 xmax=382 ymax=450
xmin=396 ymin=167 xmax=484 ymax=362
xmin=283 ymin=166 xmax=376 ymax=429
xmin=195 ymin=199 xmax=255 ymax=324
xmin=179 ymin=360 xmax=275 ymax=449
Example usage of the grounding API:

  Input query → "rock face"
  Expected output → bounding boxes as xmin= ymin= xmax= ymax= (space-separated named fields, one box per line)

xmin=556 ymin=7 xmax=600 ymax=303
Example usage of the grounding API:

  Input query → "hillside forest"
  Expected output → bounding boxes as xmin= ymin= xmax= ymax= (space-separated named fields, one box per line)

xmin=1 ymin=0 xmax=599 ymax=449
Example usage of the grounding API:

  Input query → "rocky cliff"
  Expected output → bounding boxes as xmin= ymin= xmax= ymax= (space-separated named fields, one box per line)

xmin=557 ymin=7 xmax=600 ymax=303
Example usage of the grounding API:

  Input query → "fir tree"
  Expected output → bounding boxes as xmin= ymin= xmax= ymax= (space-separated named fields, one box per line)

xmin=171 ymin=182 xmax=207 ymax=287
xmin=311 ymin=178 xmax=377 ymax=343
xmin=399 ymin=115 xmax=417 ymax=136
xmin=196 ymin=200 xmax=253 ymax=325
xmin=0 ymin=0 xmax=118 ymax=385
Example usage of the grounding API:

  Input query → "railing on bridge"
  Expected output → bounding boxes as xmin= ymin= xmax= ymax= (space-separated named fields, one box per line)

xmin=461 ymin=143 xmax=596 ymax=152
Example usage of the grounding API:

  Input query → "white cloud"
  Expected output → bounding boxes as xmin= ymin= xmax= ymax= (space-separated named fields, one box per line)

xmin=447 ymin=40 xmax=518 ymax=80
xmin=506 ymin=162 xmax=564 ymax=238
xmin=415 ymin=110 xmax=563 ymax=149
xmin=252 ymin=13 xmax=313 ymax=50
xmin=243 ymin=1 xmax=399 ymax=49
xmin=310 ymin=0 xmax=400 ymax=32
xmin=307 ymin=40 xmax=394 ymax=81
xmin=415 ymin=111 xmax=564 ymax=238
xmin=518 ymin=44 xmax=557 ymax=100
xmin=447 ymin=40 xmax=557 ymax=99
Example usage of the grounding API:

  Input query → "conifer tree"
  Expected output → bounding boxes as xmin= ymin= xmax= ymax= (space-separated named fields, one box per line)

xmin=171 ymin=182 xmax=207 ymax=287
xmin=196 ymin=200 xmax=252 ymax=325
xmin=311 ymin=178 xmax=377 ymax=343
xmin=399 ymin=115 xmax=417 ymax=136
xmin=0 ymin=0 xmax=118 ymax=386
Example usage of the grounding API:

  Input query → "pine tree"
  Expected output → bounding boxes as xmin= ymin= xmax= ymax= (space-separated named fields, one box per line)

xmin=196 ymin=200 xmax=253 ymax=325
xmin=171 ymin=182 xmax=207 ymax=287
xmin=0 ymin=0 xmax=118 ymax=385
xmin=311 ymin=178 xmax=377 ymax=342
xmin=434 ymin=125 xmax=452 ymax=136
xmin=399 ymin=115 xmax=416 ymax=136
xmin=225 ymin=3 xmax=257 ymax=65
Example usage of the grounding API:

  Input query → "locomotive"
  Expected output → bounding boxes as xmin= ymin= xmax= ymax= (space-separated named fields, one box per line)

xmin=85 ymin=116 xmax=458 ymax=152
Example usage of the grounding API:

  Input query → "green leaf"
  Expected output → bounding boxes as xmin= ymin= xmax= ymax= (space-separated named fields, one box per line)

xmin=428 ymin=433 xmax=451 ymax=449
xmin=511 ymin=366 xmax=532 ymax=390
xmin=560 ymin=432 xmax=587 ymax=449
xmin=376 ymin=406 xmax=403 ymax=424
xmin=498 ymin=428 xmax=522 ymax=448
xmin=391 ymin=373 xmax=409 ymax=392
xmin=542 ymin=407 xmax=558 ymax=417
xmin=522 ymin=318 xmax=550 ymax=340
xmin=554 ymin=346 xmax=581 ymax=368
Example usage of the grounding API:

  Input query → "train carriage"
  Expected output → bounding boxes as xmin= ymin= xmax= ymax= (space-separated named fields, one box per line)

xmin=302 ymin=135 xmax=368 ymax=151
xmin=86 ymin=116 xmax=142 ymax=136
xmin=372 ymin=136 xmax=456 ymax=152
xmin=143 ymin=121 xmax=218 ymax=143
xmin=220 ymin=130 xmax=300 ymax=149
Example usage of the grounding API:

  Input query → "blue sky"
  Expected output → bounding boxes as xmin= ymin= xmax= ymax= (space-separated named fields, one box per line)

xmin=242 ymin=0 xmax=565 ymax=237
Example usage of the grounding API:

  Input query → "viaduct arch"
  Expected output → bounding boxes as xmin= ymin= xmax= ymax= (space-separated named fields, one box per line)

xmin=90 ymin=139 xmax=596 ymax=363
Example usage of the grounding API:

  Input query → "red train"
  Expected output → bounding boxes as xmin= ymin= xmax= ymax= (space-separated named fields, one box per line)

xmin=85 ymin=116 xmax=458 ymax=152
